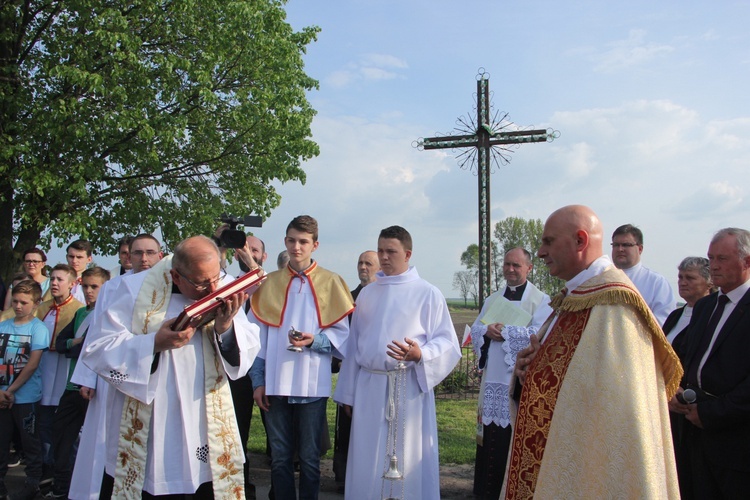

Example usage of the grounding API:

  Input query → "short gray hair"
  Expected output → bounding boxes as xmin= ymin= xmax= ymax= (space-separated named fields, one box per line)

xmin=678 ymin=256 xmax=710 ymax=282
xmin=712 ymin=228 xmax=750 ymax=259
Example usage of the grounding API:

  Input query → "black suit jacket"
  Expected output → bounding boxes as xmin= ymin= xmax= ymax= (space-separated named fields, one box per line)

xmin=681 ymin=289 xmax=750 ymax=471
xmin=662 ymin=305 xmax=689 ymax=360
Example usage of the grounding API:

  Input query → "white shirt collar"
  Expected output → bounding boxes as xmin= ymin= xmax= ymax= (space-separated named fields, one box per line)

xmin=565 ymin=255 xmax=613 ymax=295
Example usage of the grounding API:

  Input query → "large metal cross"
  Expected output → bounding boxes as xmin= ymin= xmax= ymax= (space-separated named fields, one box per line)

xmin=416 ymin=69 xmax=558 ymax=307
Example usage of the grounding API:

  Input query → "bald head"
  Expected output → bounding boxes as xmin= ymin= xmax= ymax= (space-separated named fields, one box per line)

xmin=357 ymin=250 xmax=380 ymax=286
xmin=537 ymin=205 xmax=603 ymax=281
xmin=172 ymin=236 xmax=220 ymax=274
xmin=171 ymin=236 xmax=223 ymax=300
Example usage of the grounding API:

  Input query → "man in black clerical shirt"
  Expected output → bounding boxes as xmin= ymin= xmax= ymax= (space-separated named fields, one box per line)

xmin=472 ymin=247 xmax=550 ymax=500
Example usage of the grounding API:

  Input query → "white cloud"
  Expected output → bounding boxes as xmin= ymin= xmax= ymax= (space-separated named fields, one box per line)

xmin=360 ymin=53 xmax=408 ymax=69
xmin=671 ymin=182 xmax=745 ymax=220
xmin=324 ymin=53 xmax=408 ymax=88
xmin=593 ymin=29 xmax=675 ymax=72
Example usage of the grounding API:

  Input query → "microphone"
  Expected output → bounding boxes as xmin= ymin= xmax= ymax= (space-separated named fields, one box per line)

xmin=676 ymin=388 xmax=697 ymax=404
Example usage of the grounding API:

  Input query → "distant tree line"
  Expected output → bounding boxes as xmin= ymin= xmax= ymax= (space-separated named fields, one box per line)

xmin=453 ymin=216 xmax=565 ymax=305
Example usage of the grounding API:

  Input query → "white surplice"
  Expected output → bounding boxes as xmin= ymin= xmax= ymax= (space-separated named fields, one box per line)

xmin=334 ymin=267 xmax=461 ymax=500
xmin=622 ymin=262 xmax=675 ymax=325
xmin=81 ymin=271 xmax=260 ymax=495
xmin=69 ymin=274 xmax=127 ymax=499
xmin=470 ymin=282 xmax=552 ymax=428
xmin=40 ymin=310 xmax=72 ymax=406
xmin=249 ymin=275 xmax=349 ymax=398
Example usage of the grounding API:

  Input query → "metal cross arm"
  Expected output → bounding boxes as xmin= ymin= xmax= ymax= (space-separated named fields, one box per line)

xmin=420 ymin=129 xmax=552 ymax=150
xmin=415 ymin=68 xmax=559 ymax=307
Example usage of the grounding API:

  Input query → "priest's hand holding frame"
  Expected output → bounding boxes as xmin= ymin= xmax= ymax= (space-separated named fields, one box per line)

xmin=213 ymin=290 xmax=248 ymax=334
xmin=514 ymin=333 xmax=541 ymax=385
xmin=154 ymin=318 xmax=197 ymax=353
xmin=387 ymin=337 xmax=421 ymax=363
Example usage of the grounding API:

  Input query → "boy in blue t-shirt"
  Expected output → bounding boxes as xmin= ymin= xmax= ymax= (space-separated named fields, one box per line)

xmin=0 ymin=280 xmax=49 ymax=500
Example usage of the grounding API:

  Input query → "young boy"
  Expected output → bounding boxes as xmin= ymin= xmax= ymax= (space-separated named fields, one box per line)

xmin=65 ymin=239 xmax=93 ymax=303
xmin=48 ymin=267 xmax=110 ymax=499
xmin=35 ymin=264 xmax=83 ymax=483
xmin=249 ymin=215 xmax=354 ymax=499
xmin=0 ymin=280 xmax=50 ymax=500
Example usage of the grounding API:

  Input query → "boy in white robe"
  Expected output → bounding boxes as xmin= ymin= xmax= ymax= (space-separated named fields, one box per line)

xmin=249 ymin=215 xmax=353 ymax=500
xmin=334 ymin=225 xmax=461 ymax=500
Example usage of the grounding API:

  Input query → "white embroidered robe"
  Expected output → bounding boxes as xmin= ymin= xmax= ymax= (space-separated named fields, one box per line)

xmin=69 ymin=274 xmax=127 ymax=499
xmin=470 ymin=282 xmax=552 ymax=427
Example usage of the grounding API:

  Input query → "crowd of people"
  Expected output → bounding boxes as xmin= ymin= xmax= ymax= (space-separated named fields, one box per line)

xmin=1 ymin=206 xmax=748 ymax=500
xmin=0 ymin=216 xmax=461 ymax=500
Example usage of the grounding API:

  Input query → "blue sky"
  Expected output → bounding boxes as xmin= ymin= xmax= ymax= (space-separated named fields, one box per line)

xmin=248 ymin=0 xmax=750 ymax=297
xmin=69 ymin=1 xmax=750 ymax=299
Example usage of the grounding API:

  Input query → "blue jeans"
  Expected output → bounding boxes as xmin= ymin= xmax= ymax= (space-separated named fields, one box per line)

xmin=264 ymin=397 xmax=327 ymax=500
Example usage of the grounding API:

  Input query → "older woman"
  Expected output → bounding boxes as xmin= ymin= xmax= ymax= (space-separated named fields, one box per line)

xmin=662 ymin=256 xmax=713 ymax=353
xmin=664 ymin=256 xmax=713 ymax=500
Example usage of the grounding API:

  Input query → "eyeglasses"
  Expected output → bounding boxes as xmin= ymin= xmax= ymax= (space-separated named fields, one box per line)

xmin=131 ymin=250 xmax=160 ymax=257
xmin=24 ymin=260 xmax=44 ymax=265
xmin=176 ymin=269 xmax=225 ymax=292
xmin=611 ymin=243 xmax=639 ymax=249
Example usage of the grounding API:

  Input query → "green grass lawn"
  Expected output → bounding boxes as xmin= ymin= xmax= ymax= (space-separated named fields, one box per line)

xmin=247 ymin=375 xmax=478 ymax=465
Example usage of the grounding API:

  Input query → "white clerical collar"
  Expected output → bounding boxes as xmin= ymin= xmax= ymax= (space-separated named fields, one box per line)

xmin=565 ymin=255 xmax=613 ymax=294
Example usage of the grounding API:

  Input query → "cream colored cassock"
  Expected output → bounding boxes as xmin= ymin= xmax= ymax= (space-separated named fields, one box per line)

xmin=334 ymin=267 xmax=461 ymax=500
xmin=82 ymin=268 xmax=260 ymax=496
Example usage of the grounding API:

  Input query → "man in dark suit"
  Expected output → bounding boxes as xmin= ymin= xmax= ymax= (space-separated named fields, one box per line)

xmin=676 ymin=227 xmax=750 ymax=498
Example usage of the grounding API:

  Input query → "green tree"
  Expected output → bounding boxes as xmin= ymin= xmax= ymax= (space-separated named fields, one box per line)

xmin=460 ymin=243 xmax=479 ymax=272
xmin=493 ymin=216 xmax=564 ymax=296
xmin=0 ymin=0 xmax=319 ymax=281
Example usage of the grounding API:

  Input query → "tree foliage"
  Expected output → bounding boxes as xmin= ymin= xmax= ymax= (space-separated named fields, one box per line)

xmin=493 ymin=216 xmax=564 ymax=296
xmin=0 ymin=0 xmax=320 ymax=281
xmin=460 ymin=243 xmax=479 ymax=271
xmin=456 ymin=216 xmax=565 ymax=298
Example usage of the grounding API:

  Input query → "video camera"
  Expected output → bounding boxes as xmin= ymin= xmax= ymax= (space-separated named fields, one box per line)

xmin=214 ymin=213 xmax=263 ymax=249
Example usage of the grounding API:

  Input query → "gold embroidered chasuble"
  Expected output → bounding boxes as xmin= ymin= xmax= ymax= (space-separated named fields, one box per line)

xmin=251 ymin=261 xmax=354 ymax=328
xmin=114 ymin=257 xmax=245 ymax=499
xmin=504 ymin=267 xmax=682 ymax=499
